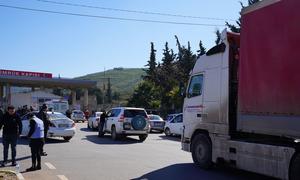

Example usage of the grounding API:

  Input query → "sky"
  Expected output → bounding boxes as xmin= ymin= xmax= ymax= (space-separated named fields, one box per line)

xmin=0 ymin=0 xmax=249 ymax=78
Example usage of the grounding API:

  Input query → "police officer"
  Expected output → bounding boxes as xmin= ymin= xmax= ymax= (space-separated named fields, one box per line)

xmin=26 ymin=113 xmax=44 ymax=171
xmin=0 ymin=105 xmax=22 ymax=167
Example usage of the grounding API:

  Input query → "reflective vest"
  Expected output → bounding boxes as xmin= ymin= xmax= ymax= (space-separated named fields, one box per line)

xmin=31 ymin=117 xmax=44 ymax=139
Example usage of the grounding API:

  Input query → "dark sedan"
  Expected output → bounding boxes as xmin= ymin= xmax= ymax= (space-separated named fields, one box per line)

xmin=149 ymin=114 xmax=165 ymax=133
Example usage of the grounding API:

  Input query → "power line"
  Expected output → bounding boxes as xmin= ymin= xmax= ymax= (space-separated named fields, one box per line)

xmin=0 ymin=4 xmax=226 ymax=26
xmin=36 ymin=0 xmax=235 ymax=21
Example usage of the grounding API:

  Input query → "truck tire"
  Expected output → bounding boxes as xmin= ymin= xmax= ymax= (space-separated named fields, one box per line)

xmin=290 ymin=153 xmax=300 ymax=180
xmin=111 ymin=126 xmax=119 ymax=141
xmin=191 ymin=134 xmax=212 ymax=169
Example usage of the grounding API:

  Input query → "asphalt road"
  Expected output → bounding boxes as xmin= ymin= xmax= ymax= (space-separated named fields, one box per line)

xmin=0 ymin=123 xmax=276 ymax=180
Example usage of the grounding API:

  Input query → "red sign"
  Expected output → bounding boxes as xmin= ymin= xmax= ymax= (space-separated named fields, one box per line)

xmin=0 ymin=69 xmax=52 ymax=78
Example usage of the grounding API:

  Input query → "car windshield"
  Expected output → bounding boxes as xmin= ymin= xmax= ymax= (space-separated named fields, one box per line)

xmin=124 ymin=109 xmax=147 ymax=118
xmin=49 ymin=113 xmax=67 ymax=120
xmin=149 ymin=115 xmax=162 ymax=120
xmin=167 ymin=115 xmax=175 ymax=121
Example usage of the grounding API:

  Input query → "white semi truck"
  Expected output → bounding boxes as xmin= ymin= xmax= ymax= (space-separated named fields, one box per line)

xmin=181 ymin=0 xmax=300 ymax=179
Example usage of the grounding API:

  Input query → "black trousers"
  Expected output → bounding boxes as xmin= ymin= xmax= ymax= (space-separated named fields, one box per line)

xmin=29 ymin=138 xmax=44 ymax=166
xmin=41 ymin=129 xmax=48 ymax=153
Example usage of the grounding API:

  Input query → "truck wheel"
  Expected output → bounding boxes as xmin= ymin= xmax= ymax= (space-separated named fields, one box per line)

xmin=290 ymin=153 xmax=300 ymax=180
xmin=191 ymin=134 xmax=212 ymax=169
xmin=139 ymin=134 xmax=148 ymax=142
xmin=111 ymin=126 xmax=119 ymax=141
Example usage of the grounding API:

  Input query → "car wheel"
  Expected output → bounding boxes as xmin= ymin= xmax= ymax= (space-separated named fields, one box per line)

xmin=191 ymin=134 xmax=212 ymax=169
xmin=111 ymin=126 xmax=118 ymax=141
xmin=165 ymin=128 xmax=171 ymax=136
xmin=139 ymin=134 xmax=148 ymax=142
xmin=290 ymin=153 xmax=300 ymax=180
xmin=63 ymin=136 xmax=72 ymax=141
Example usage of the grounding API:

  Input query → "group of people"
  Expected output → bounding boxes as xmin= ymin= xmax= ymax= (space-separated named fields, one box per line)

xmin=0 ymin=104 xmax=51 ymax=171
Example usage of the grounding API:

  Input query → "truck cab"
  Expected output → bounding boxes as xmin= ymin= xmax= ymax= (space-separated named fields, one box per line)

xmin=181 ymin=1 xmax=300 ymax=179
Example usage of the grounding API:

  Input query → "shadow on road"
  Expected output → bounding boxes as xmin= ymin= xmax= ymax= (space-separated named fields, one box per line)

xmin=80 ymin=127 xmax=95 ymax=132
xmin=157 ymin=135 xmax=181 ymax=142
xmin=12 ymin=137 xmax=67 ymax=145
xmin=83 ymin=135 xmax=141 ymax=145
xmin=132 ymin=163 xmax=276 ymax=180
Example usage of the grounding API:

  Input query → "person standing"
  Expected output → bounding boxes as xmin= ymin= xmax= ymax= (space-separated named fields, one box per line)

xmin=65 ymin=109 xmax=71 ymax=119
xmin=26 ymin=113 xmax=44 ymax=171
xmin=0 ymin=105 xmax=22 ymax=167
xmin=36 ymin=104 xmax=50 ymax=156
xmin=98 ymin=110 xmax=107 ymax=137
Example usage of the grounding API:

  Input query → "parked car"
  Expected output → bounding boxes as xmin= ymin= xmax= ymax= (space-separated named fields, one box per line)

xmin=98 ymin=107 xmax=149 ymax=142
xmin=88 ymin=112 xmax=102 ymax=130
xmin=149 ymin=114 xmax=165 ymax=133
xmin=21 ymin=111 xmax=76 ymax=141
xmin=164 ymin=113 xmax=183 ymax=136
xmin=71 ymin=110 xmax=86 ymax=122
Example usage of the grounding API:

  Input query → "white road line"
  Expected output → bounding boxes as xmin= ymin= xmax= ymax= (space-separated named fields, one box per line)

xmin=44 ymin=162 xmax=56 ymax=169
xmin=57 ymin=175 xmax=69 ymax=180
xmin=16 ymin=173 xmax=25 ymax=180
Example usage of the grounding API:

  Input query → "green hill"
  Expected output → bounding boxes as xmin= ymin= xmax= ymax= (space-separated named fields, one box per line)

xmin=76 ymin=68 xmax=145 ymax=101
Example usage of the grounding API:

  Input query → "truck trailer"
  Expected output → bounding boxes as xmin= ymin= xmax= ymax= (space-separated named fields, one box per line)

xmin=181 ymin=0 xmax=300 ymax=179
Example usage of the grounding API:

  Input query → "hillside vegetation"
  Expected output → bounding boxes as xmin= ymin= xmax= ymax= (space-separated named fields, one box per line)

xmin=76 ymin=68 xmax=145 ymax=101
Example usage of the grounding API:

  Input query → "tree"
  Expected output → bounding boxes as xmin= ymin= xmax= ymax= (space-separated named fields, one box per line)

xmin=112 ymin=91 xmax=120 ymax=101
xmin=144 ymin=42 xmax=157 ymax=83
xmin=197 ymin=40 xmax=206 ymax=58
xmin=106 ymin=78 xmax=112 ymax=103
xmin=226 ymin=0 xmax=261 ymax=33
xmin=127 ymin=81 xmax=160 ymax=109
xmin=215 ymin=29 xmax=221 ymax=45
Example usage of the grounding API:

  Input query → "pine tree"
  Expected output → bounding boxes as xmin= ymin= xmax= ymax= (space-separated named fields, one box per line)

xmin=197 ymin=40 xmax=206 ymax=58
xmin=106 ymin=78 xmax=112 ymax=103
xmin=215 ymin=29 xmax=221 ymax=45
xmin=144 ymin=42 xmax=157 ymax=83
xmin=226 ymin=0 xmax=261 ymax=33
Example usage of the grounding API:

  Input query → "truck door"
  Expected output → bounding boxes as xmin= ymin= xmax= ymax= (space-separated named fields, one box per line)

xmin=183 ymin=74 xmax=204 ymax=127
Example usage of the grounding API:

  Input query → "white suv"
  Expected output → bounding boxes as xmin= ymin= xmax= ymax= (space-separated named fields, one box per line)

xmin=98 ymin=107 xmax=149 ymax=141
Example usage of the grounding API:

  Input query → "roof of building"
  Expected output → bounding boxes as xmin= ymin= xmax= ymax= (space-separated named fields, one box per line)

xmin=0 ymin=75 xmax=96 ymax=89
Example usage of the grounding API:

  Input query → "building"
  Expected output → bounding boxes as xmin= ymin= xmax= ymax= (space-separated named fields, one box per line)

xmin=0 ymin=69 xmax=97 ymax=110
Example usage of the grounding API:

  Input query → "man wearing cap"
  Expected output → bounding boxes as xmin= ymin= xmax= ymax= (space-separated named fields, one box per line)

xmin=37 ymin=104 xmax=51 ymax=156
xmin=0 ymin=105 xmax=22 ymax=167
xmin=26 ymin=113 xmax=44 ymax=171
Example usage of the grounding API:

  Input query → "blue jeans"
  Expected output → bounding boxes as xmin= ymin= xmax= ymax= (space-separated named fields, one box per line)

xmin=2 ymin=135 xmax=18 ymax=162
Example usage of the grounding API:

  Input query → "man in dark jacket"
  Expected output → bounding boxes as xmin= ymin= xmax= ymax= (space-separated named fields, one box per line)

xmin=0 ymin=105 xmax=22 ymax=167
xmin=36 ymin=104 xmax=50 ymax=156
xmin=98 ymin=110 xmax=108 ymax=137
xmin=26 ymin=113 xmax=44 ymax=171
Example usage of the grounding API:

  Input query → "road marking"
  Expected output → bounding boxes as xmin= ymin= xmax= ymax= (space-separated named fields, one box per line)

xmin=57 ymin=175 xmax=69 ymax=180
xmin=16 ymin=173 xmax=25 ymax=180
xmin=45 ymin=162 xmax=56 ymax=169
